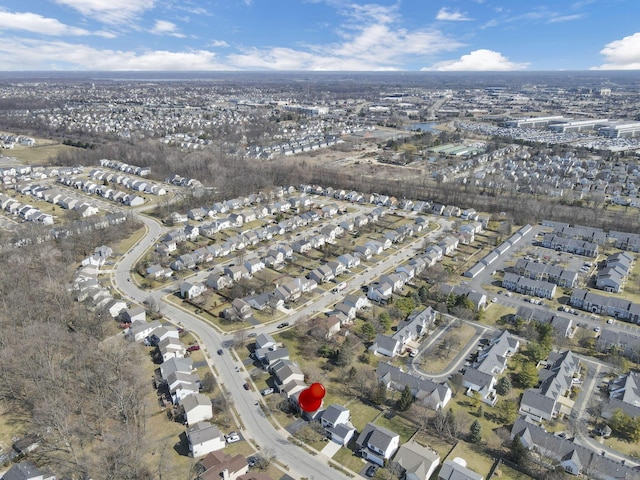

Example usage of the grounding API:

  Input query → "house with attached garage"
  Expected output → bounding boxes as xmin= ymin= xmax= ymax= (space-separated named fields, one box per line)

xmin=438 ymin=458 xmax=483 ymax=480
xmin=355 ymin=422 xmax=400 ymax=467
xmin=320 ymin=404 xmax=355 ymax=446
xmin=160 ymin=357 xmax=193 ymax=380
xmin=167 ymin=371 xmax=200 ymax=403
xmin=394 ymin=441 xmax=440 ymax=480
xmin=187 ymin=422 xmax=226 ymax=458
xmin=158 ymin=337 xmax=187 ymax=362
xmin=377 ymin=362 xmax=452 ymax=410
xmin=181 ymin=281 xmax=206 ymax=299
xmin=197 ymin=451 xmax=249 ymax=480
xmin=180 ymin=393 xmax=213 ymax=426
xmin=127 ymin=319 xmax=162 ymax=343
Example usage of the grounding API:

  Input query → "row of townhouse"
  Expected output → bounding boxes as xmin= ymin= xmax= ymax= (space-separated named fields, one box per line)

xmin=70 ymin=245 xmax=130 ymax=319
xmin=98 ymin=158 xmax=151 ymax=176
xmin=369 ymin=306 xmax=436 ymax=357
xmin=514 ymin=305 xmax=575 ymax=338
xmin=570 ymin=288 xmax=640 ymax=323
xmin=519 ymin=350 xmax=581 ymax=422
xmin=463 ymin=330 xmax=520 ymax=406
xmin=502 ymin=272 xmax=557 ymax=299
xmin=0 ymin=192 xmax=53 ymax=225
xmin=465 ymin=224 xmax=533 ymax=278
xmin=88 ymin=169 xmax=166 ymax=195
xmin=514 ymin=258 xmax=579 ymax=288
xmin=542 ymin=233 xmax=599 ymax=257
xmin=595 ymin=251 xmax=634 ymax=293
xmin=58 ymin=176 xmax=144 ymax=206
xmin=511 ymin=416 xmax=639 ymax=479
xmin=603 ymin=371 xmax=640 ymax=421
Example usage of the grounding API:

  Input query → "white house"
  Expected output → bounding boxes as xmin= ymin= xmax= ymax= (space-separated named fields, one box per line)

xmin=180 ymin=393 xmax=213 ymax=425
xmin=355 ymin=423 xmax=400 ymax=467
xmin=187 ymin=422 xmax=226 ymax=457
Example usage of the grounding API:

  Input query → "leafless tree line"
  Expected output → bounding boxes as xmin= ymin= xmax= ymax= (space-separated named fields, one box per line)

xmin=0 ymin=229 xmax=152 ymax=479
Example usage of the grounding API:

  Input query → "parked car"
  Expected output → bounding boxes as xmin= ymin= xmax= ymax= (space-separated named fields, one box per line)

xmin=186 ymin=345 xmax=200 ymax=352
xmin=607 ymin=318 xmax=614 ymax=324
xmin=261 ymin=388 xmax=274 ymax=396
xmin=594 ymin=327 xmax=601 ymax=333
xmin=225 ymin=432 xmax=241 ymax=443
xmin=243 ymin=383 xmax=251 ymax=390
xmin=365 ymin=465 xmax=378 ymax=477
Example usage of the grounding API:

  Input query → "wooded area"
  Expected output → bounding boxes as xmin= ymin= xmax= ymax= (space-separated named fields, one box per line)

xmin=0 ymin=221 xmax=153 ymax=479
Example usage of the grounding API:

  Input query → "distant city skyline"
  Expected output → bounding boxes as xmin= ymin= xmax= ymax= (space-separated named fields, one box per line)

xmin=0 ymin=0 xmax=638 ymax=71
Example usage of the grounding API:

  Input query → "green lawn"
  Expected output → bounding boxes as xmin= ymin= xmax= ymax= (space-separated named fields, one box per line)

xmin=374 ymin=413 xmax=418 ymax=443
xmin=345 ymin=401 xmax=381 ymax=431
xmin=446 ymin=440 xmax=496 ymax=479
xmin=332 ymin=445 xmax=368 ymax=473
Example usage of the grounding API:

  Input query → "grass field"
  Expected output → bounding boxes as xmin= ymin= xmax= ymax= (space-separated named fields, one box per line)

xmin=447 ymin=440 xmax=497 ymax=479
xmin=1 ymin=140 xmax=81 ymax=164
xmin=418 ymin=323 xmax=477 ymax=374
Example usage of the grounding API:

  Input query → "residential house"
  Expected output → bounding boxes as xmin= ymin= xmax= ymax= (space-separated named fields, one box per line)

xmin=1 ymin=462 xmax=56 ymax=480
xmin=519 ymin=350 xmax=580 ymax=422
xmin=355 ymin=423 xmax=400 ymax=467
xmin=158 ymin=337 xmax=187 ymax=362
xmin=197 ymin=451 xmax=249 ymax=480
xmin=160 ymin=357 xmax=193 ymax=380
xmin=181 ymin=281 xmax=206 ymax=299
xmin=181 ymin=393 xmax=213 ymax=425
xmin=187 ymin=422 xmax=226 ymax=457
xmin=377 ymin=362 xmax=452 ymax=410
xmin=320 ymin=404 xmax=356 ymax=446
xmin=127 ymin=319 xmax=162 ymax=343
xmin=394 ymin=441 xmax=440 ymax=480
xmin=438 ymin=458 xmax=483 ymax=480
xmin=511 ymin=416 xmax=638 ymax=479
xmin=206 ymin=274 xmax=233 ymax=291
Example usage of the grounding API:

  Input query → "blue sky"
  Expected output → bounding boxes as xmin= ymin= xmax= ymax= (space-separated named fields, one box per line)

xmin=0 ymin=0 xmax=639 ymax=71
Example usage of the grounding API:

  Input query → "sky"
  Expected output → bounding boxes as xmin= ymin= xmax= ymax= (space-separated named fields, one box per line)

xmin=0 ymin=0 xmax=639 ymax=71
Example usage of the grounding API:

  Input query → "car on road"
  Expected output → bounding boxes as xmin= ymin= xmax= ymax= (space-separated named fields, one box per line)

xmin=247 ymin=332 xmax=258 ymax=338
xmin=186 ymin=345 xmax=200 ymax=352
xmin=217 ymin=349 xmax=223 ymax=355
xmin=365 ymin=465 xmax=378 ymax=477
xmin=277 ymin=322 xmax=289 ymax=329
xmin=243 ymin=383 xmax=251 ymax=390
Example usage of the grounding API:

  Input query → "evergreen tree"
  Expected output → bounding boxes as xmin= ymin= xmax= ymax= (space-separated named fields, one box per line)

xmin=518 ymin=362 xmax=539 ymax=388
xmin=469 ymin=419 xmax=482 ymax=443
xmin=496 ymin=376 xmax=512 ymax=396
xmin=510 ymin=436 xmax=529 ymax=466
xmin=397 ymin=385 xmax=413 ymax=411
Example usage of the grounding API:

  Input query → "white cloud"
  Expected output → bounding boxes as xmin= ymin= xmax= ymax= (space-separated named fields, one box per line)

xmin=151 ymin=20 xmax=185 ymax=37
xmin=436 ymin=8 xmax=472 ymax=21
xmin=0 ymin=11 xmax=91 ymax=36
xmin=425 ymin=49 xmax=529 ymax=71
xmin=208 ymin=40 xmax=229 ymax=48
xmin=0 ymin=37 xmax=231 ymax=70
xmin=228 ymin=4 xmax=462 ymax=70
xmin=52 ymin=0 xmax=155 ymax=24
xmin=593 ymin=32 xmax=640 ymax=70
xmin=548 ymin=13 xmax=584 ymax=23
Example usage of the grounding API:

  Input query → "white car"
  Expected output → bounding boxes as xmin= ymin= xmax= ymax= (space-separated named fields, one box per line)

xmin=226 ymin=432 xmax=241 ymax=443
xmin=607 ymin=318 xmax=614 ymax=324
xmin=491 ymin=297 xmax=498 ymax=303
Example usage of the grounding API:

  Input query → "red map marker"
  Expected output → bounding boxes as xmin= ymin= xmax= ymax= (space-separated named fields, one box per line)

xmin=298 ymin=382 xmax=326 ymax=412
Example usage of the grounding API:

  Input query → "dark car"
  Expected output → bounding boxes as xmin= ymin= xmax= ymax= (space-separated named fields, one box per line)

xmin=365 ymin=465 xmax=378 ymax=477
xmin=243 ymin=383 xmax=250 ymax=390
xmin=277 ymin=322 xmax=289 ymax=329
xmin=186 ymin=345 xmax=200 ymax=352
xmin=217 ymin=349 xmax=223 ymax=355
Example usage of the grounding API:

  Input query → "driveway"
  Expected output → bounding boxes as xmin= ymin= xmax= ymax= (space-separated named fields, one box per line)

xmin=321 ymin=440 xmax=342 ymax=458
